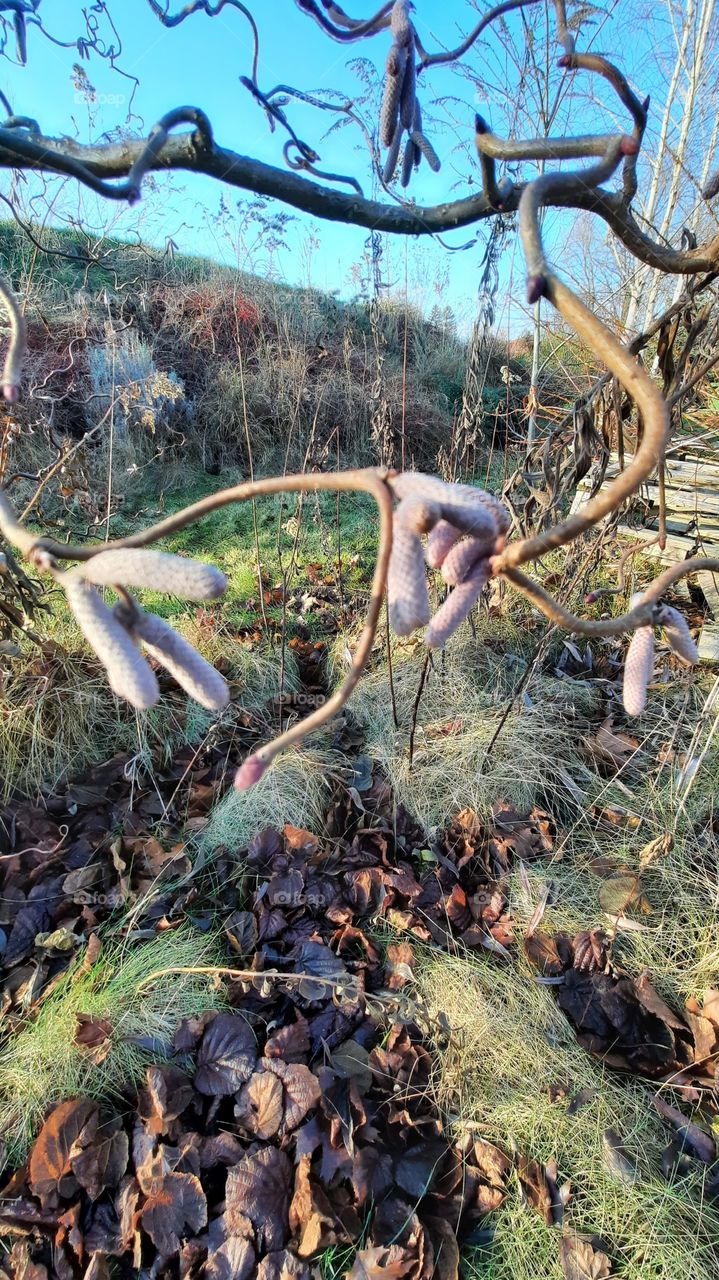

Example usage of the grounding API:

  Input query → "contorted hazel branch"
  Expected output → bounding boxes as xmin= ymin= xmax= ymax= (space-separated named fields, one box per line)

xmin=3 ymin=3 xmax=719 ymax=773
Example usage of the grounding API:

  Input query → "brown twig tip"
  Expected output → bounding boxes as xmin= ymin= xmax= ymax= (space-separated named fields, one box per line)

xmin=620 ymin=136 xmax=639 ymax=157
xmin=3 ymin=383 xmax=18 ymax=403
xmin=234 ymin=754 xmax=268 ymax=791
xmin=556 ymin=54 xmax=572 ymax=69
xmin=475 ymin=114 xmax=489 ymax=135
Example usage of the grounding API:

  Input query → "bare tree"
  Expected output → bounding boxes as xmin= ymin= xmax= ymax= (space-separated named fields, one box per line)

xmin=1 ymin=0 xmax=718 ymax=790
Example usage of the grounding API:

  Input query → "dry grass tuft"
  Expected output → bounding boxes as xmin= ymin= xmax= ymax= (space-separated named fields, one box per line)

xmin=198 ymin=742 xmax=344 ymax=854
xmin=344 ymin=628 xmax=599 ymax=829
xmin=419 ymin=950 xmax=719 ymax=1280
xmin=503 ymin=680 xmax=719 ymax=1006
xmin=0 ymin=930 xmax=225 ymax=1166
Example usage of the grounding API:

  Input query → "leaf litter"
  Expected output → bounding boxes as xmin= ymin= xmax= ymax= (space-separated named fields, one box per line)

xmin=0 ymin=733 xmax=717 ymax=1276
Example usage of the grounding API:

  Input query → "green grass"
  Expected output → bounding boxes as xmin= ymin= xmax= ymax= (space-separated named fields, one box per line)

xmin=419 ymin=951 xmax=719 ymax=1280
xmin=0 ymin=929 xmax=226 ymax=1165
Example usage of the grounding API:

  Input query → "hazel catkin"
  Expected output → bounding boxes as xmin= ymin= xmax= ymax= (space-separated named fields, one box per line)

xmin=132 ymin=610 xmax=230 ymax=710
xmin=63 ymin=577 xmax=159 ymax=709
xmin=78 ymin=548 xmax=227 ymax=601
xmin=622 ymin=626 xmax=655 ymax=716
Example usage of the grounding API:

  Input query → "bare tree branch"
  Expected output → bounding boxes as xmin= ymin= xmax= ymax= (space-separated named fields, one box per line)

xmin=2 ymin=120 xmax=719 ymax=271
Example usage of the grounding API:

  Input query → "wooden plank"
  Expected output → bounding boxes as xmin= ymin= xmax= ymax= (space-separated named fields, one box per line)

xmin=698 ymin=626 xmax=719 ymax=662
xmin=642 ymin=486 xmax=719 ymax=515
xmin=697 ymin=570 xmax=719 ymax=615
xmin=576 ymin=457 xmax=719 ymax=489
xmin=615 ymin=525 xmax=696 ymax=563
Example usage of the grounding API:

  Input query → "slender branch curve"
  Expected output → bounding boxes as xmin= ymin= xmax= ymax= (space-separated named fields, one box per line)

xmin=0 ymin=472 xmax=394 ymax=780
xmin=1 ymin=124 xmax=718 ymax=272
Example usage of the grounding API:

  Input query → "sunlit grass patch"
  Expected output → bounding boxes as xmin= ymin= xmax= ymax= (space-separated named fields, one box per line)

xmin=419 ymin=951 xmax=719 ymax=1280
xmin=0 ymin=930 xmax=225 ymax=1166
xmin=198 ymin=743 xmax=344 ymax=854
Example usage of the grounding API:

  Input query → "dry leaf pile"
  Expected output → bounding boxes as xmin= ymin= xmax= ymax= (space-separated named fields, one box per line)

xmin=1 ymin=726 xmax=717 ymax=1276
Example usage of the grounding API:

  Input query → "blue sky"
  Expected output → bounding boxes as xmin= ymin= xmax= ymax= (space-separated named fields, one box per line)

xmin=0 ymin=2 xmax=692 ymax=334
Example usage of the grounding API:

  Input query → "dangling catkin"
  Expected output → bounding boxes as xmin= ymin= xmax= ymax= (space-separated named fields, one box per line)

xmin=383 ymin=119 xmax=403 ymax=182
xmin=622 ymin=626 xmax=655 ymax=716
xmin=441 ymin=535 xmax=494 ymax=586
xmin=656 ymin=605 xmax=699 ymax=664
xmin=133 ymin=611 xmax=230 ymax=710
xmin=399 ymin=32 xmax=417 ymax=130
xmin=400 ymin=136 xmax=416 ymax=188
xmin=390 ymin=0 xmax=413 ymax=43
xmin=426 ymin=558 xmax=491 ymax=648
xmin=64 ymin=577 xmax=159 ymax=709
xmin=388 ymin=519 xmax=431 ymax=636
xmin=411 ymin=130 xmax=441 ymax=172
xmin=426 ymin=519 xmax=462 ymax=569
xmin=392 ymin=472 xmax=509 ymax=537
xmin=395 ymin=495 xmax=441 ymax=534
xmin=78 ymin=548 xmax=227 ymax=600
xmin=380 ymin=42 xmax=407 ymax=147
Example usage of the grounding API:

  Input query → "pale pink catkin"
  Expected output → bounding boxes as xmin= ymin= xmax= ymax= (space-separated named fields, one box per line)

xmin=441 ymin=536 xmax=494 ymax=586
xmin=426 ymin=519 xmax=462 ymax=569
xmin=395 ymin=495 xmax=441 ymax=534
xmin=133 ymin=611 xmax=230 ymax=710
xmin=392 ymin=472 xmax=509 ymax=537
xmin=64 ymin=577 xmax=159 ymax=709
xmin=425 ymin=559 xmax=491 ymax=649
xmin=657 ymin=605 xmax=699 ymax=664
xmin=387 ymin=518 xmax=431 ymax=636
xmin=622 ymin=626 xmax=655 ymax=716
xmin=79 ymin=548 xmax=227 ymax=600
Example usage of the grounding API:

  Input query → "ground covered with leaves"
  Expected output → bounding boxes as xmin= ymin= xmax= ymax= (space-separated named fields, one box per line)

xmin=1 ymin=741 xmax=719 ymax=1279
xmin=1 ymin=517 xmax=719 ymax=1279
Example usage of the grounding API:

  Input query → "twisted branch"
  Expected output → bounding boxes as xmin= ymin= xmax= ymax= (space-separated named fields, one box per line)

xmin=0 ymin=471 xmax=394 ymax=780
xmin=1 ymin=120 xmax=717 ymax=270
xmin=1 ymin=0 xmax=718 ymax=747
